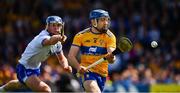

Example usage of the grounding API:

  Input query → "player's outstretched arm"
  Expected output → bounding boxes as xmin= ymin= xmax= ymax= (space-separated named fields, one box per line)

xmin=57 ymin=51 xmax=72 ymax=73
xmin=42 ymin=35 xmax=66 ymax=46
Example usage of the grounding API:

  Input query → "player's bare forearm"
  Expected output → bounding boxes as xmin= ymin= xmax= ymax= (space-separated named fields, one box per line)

xmin=43 ymin=35 xmax=64 ymax=45
xmin=49 ymin=35 xmax=62 ymax=44
xmin=68 ymin=56 xmax=88 ymax=74
xmin=59 ymin=57 xmax=69 ymax=68
xmin=68 ymin=54 xmax=80 ymax=70
xmin=56 ymin=52 xmax=72 ymax=72
xmin=56 ymin=52 xmax=69 ymax=68
xmin=68 ymin=46 xmax=81 ymax=70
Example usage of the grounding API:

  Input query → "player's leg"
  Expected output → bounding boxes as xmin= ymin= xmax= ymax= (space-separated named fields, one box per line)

xmin=25 ymin=75 xmax=51 ymax=92
xmin=16 ymin=63 xmax=51 ymax=92
xmin=81 ymin=72 xmax=107 ymax=92
xmin=0 ymin=80 xmax=28 ymax=91
xmin=83 ymin=80 xmax=101 ymax=92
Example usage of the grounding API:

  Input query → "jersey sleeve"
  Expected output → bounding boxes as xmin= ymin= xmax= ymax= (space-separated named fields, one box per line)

xmin=72 ymin=34 xmax=82 ymax=47
xmin=37 ymin=35 xmax=51 ymax=47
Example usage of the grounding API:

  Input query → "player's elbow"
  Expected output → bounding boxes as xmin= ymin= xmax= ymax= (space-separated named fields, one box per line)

xmin=68 ymin=53 xmax=74 ymax=60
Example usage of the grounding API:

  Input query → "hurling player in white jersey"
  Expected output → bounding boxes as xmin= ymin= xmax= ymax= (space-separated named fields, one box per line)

xmin=0 ymin=16 xmax=72 ymax=92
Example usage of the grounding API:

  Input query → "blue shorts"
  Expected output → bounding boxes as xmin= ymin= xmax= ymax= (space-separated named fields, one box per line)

xmin=16 ymin=63 xmax=40 ymax=85
xmin=78 ymin=72 xmax=106 ymax=91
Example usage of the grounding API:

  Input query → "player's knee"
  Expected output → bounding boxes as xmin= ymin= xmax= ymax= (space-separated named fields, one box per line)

xmin=32 ymin=84 xmax=51 ymax=92
xmin=84 ymin=81 xmax=95 ymax=88
xmin=44 ymin=87 xmax=51 ymax=92
xmin=41 ymin=85 xmax=51 ymax=92
xmin=84 ymin=81 xmax=100 ymax=92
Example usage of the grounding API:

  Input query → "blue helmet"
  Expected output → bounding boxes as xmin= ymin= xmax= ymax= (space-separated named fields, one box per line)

xmin=89 ymin=9 xmax=110 ymax=20
xmin=46 ymin=16 xmax=63 ymax=25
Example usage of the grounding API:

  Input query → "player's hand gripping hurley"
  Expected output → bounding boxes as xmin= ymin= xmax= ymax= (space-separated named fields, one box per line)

xmin=86 ymin=37 xmax=133 ymax=70
xmin=60 ymin=22 xmax=67 ymax=43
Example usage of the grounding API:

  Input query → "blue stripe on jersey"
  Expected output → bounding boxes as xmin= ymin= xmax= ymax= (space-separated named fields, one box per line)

xmin=80 ymin=46 xmax=107 ymax=55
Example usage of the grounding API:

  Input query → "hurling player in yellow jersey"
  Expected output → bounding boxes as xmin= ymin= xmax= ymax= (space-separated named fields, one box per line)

xmin=68 ymin=9 xmax=116 ymax=92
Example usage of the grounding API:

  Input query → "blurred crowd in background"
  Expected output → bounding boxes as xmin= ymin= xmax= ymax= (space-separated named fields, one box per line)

xmin=0 ymin=0 xmax=179 ymax=92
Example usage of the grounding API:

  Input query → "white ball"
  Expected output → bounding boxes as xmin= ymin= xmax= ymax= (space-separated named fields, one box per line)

xmin=151 ymin=41 xmax=158 ymax=48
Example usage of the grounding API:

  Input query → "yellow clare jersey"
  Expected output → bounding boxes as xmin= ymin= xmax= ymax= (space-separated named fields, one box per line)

xmin=72 ymin=28 xmax=116 ymax=77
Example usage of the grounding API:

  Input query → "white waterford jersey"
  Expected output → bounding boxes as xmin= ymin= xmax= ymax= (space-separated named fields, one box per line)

xmin=19 ymin=30 xmax=62 ymax=69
